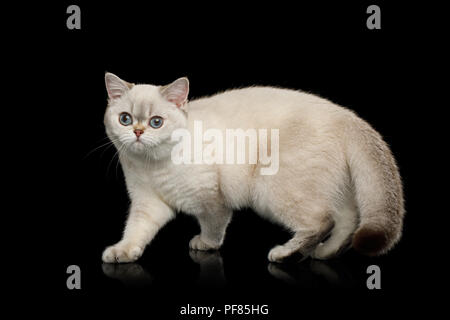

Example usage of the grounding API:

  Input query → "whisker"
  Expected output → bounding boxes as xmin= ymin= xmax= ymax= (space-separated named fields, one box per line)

xmin=115 ymin=145 xmax=128 ymax=178
xmin=106 ymin=143 xmax=126 ymax=177
xmin=83 ymin=137 xmax=121 ymax=160
xmin=99 ymin=142 xmax=118 ymax=159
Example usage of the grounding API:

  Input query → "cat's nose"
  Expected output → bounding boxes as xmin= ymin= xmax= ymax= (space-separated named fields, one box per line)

xmin=134 ymin=129 xmax=144 ymax=138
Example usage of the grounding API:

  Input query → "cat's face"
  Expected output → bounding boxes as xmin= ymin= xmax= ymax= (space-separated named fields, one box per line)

xmin=104 ymin=73 xmax=189 ymax=160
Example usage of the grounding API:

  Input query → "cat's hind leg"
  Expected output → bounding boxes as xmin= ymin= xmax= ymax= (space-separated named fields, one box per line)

xmin=311 ymin=227 xmax=353 ymax=260
xmin=311 ymin=204 xmax=358 ymax=260
xmin=189 ymin=206 xmax=233 ymax=251
xmin=268 ymin=210 xmax=335 ymax=263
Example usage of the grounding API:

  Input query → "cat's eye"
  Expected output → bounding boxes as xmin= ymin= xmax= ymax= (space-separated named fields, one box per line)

xmin=149 ymin=116 xmax=164 ymax=129
xmin=119 ymin=112 xmax=132 ymax=126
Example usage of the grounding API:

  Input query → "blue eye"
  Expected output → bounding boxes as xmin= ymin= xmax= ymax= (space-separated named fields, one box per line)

xmin=119 ymin=112 xmax=132 ymax=126
xmin=149 ymin=116 xmax=164 ymax=129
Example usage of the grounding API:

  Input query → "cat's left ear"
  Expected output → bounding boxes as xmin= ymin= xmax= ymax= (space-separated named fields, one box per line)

xmin=160 ymin=77 xmax=189 ymax=107
xmin=105 ymin=72 xmax=133 ymax=100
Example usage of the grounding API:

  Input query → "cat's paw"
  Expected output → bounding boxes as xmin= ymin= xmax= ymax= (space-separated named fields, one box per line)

xmin=189 ymin=235 xmax=219 ymax=251
xmin=268 ymin=245 xmax=293 ymax=262
xmin=311 ymin=243 xmax=332 ymax=260
xmin=268 ymin=245 xmax=306 ymax=263
xmin=102 ymin=242 xmax=144 ymax=263
xmin=311 ymin=241 xmax=349 ymax=260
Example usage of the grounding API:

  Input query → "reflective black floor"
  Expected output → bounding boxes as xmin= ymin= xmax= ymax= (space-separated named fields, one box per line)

xmin=62 ymin=212 xmax=415 ymax=296
xmin=101 ymin=250 xmax=359 ymax=289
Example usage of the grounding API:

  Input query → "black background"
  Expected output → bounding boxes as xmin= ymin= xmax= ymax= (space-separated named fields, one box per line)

xmin=19 ymin=0 xmax=439 ymax=318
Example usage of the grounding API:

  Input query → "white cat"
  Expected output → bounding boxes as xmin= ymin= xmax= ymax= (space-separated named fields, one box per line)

xmin=102 ymin=73 xmax=404 ymax=263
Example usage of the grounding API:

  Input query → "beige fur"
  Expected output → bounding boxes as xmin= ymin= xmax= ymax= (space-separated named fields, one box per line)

xmin=102 ymin=73 xmax=404 ymax=263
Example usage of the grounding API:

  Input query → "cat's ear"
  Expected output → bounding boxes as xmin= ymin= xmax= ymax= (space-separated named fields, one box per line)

xmin=160 ymin=77 xmax=189 ymax=107
xmin=105 ymin=72 xmax=133 ymax=100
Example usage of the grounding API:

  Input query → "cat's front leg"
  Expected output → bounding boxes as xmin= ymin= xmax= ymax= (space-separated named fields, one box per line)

xmin=102 ymin=195 xmax=174 ymax=263
xmin=190 ymin=207 xmax=232 ymax=251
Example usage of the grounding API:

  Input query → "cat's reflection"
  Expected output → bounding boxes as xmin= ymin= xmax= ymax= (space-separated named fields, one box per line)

xmin=268 ymin=259 xmax=355 ymax=288
xmin=102 ymin=263 xmax=153 ymax=287
xmin=102 ymin=251 xmax=226 ymax=288
xmin=189 ymin=250 xmax=226 ymax=287
xmin=102 ymin=253 xmax=353 ymax=288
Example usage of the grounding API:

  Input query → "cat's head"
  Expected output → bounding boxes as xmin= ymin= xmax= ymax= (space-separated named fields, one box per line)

xmin=104 ymin=73 xmax=189 ymax=160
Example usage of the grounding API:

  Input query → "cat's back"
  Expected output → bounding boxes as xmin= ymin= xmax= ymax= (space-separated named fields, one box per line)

xmin=188 ymin=86 xmax=351 ymax=129
xmin=190 ymin=86 xmax=320 ymax=112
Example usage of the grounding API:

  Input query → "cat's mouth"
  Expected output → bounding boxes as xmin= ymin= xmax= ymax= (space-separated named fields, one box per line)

xmin=129 ymin=139 xmax=147 ymax=152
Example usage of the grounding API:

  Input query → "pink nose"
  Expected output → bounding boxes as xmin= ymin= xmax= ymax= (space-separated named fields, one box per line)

xmin=134 ymin=129 xmax=144 ymax=138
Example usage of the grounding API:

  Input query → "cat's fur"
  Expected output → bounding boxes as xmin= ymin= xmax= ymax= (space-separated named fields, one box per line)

xmin=102 ymin=73 xmax=404 ymax=263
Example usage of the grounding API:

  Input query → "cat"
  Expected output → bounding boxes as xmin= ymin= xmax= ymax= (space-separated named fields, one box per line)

xmin=102 ymin=72 xmax=404 ymax=263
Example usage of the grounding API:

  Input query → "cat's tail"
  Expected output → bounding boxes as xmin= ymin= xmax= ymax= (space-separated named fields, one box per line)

xmin=346 ymin=116 xmax=405 ymax=256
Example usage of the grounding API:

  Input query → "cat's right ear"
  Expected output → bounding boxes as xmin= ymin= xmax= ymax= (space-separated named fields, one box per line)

xmin=105 ymin=72 xmax=133 ymax=100
xmin=160 ymin=77 xmax=189 ymax=108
